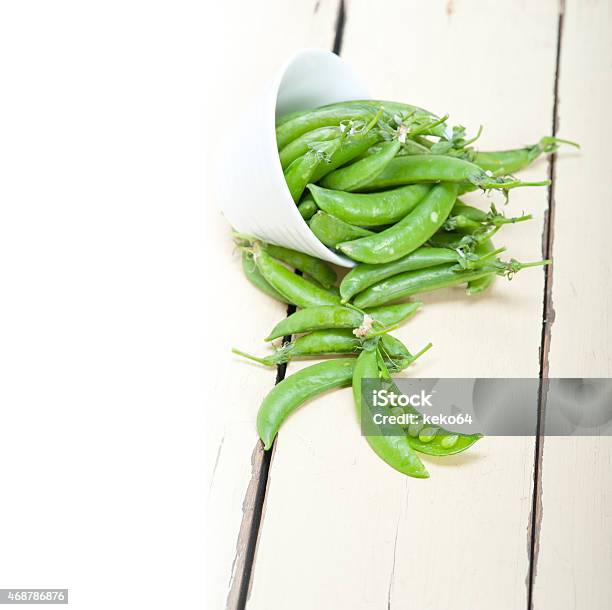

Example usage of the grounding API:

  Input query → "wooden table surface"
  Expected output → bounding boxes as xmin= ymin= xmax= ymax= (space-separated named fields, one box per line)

xmin=205 ymin=2 xmax=612 ymax=608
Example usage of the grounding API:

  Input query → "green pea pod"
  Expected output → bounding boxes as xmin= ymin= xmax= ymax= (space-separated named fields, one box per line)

xmin=241 ymin=251 xmax=290 ymax=304
xmin=428 ymin=228 xmax=498 ymax=250
xmin=445 ymin=201 xmax=532 ymax=234
xmin=357 ymin=155 xmax=549 ymax=192
xmin=235 ymin=327 xmax=425 ymax=368
xmin=265 ymin=302 xmax=422 ymax=341
xmin=321 ymin=99 xmax=447 ymax=137
xmin=309 ymin=211 xmax=374 ymax=249
xmin=310 ymin=130 xmax=382 ymax=182
xmin=338 ymin=183 xmax=459 ymax=264
xmin=257 ymin=358 xmax=356 ymax=450
xmin=235 ymin=329 xmax=361 ymax=367
xmin=379 ymin=379 xmax=482 ymax=456
xmin=265 ymin=243 xmax=336 ymax=289
xmin=268 ymin=329 xmax=361 ymax=364
xmin=473 ymin=137 xmax=578 ymax=175
xmin=396 ymin=140 xmax=432 ymax=155
xmin=379 ymin=334 xmax=412 ymax=364
xmin=467 ymin=240 xmax=497 ymax=295
xmin=307 ymin=183 xmax=430 ymax=227
xmin=364 ymin=302 xmax=422 ymax=329
xmin=320 ymin=140 xmax=401 ymax=191
xmin=265 ymin=306 xmax=363 ymax=341
xmin=254 ymin=250 xmax=340 ymax=308
xmin=297 ymin=196 xmax=318 ymax=221
xmin=353 ymin=346 xmax=429 ymax=478
xmin=353 ymin=263 xmax=496 ymax=308
xmin=275 ymin=108 xmax=308 ymax=128
xmin=279 ymin=126 xmax=340 ymax=169
xmin=276 ymin=104 xmax=377 ymax=149
xmin=339 ymin=245 xmax=469 ymax=302
xmin=284 ymin=138 xmax=342 ymax=203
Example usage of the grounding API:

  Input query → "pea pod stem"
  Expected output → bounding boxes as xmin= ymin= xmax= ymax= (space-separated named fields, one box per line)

xmin=231 ymin=348 xmax=274 ymax=367
xmin=408 ymin=113 xmax=449 ymax=138
xmin=364 ymin=106 xmax=385 ymax=133
xmin=473 ymin=136 xmax=579 ymax=175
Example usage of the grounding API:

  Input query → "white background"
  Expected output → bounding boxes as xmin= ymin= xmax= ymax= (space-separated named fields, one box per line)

xmin=0 ymin=2 xmax=216 ymax=608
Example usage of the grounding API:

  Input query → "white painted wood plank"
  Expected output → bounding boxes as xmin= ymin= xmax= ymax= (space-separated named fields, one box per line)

xmin=247 ymin=2 xmax=559 ymax=609
xmin=204 ymin=2 xmax=342 ymax=608
xmin=534 ymin=1 xmax=612 ymax=607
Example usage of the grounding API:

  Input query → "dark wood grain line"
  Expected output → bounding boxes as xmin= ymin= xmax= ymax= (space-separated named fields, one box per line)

xmin=527 ymin=2 xmax=565 ymax=608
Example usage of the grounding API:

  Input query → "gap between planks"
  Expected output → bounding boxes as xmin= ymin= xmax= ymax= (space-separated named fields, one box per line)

xmin=527 ymin=2 xmax=565 ymax=608
xmin=225 ymin=4 xmax=348 ymax=608
xmin=226 ymin=0 xmax=346 ymax=592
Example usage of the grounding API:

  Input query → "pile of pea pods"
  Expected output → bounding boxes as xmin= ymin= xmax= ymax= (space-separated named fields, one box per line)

xmin=234 ymin=99 xmax=577 ymax=479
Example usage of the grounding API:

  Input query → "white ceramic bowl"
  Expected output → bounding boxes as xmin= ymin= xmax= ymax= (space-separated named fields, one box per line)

xmin=218 ymin=49 xmax=370 ymax=267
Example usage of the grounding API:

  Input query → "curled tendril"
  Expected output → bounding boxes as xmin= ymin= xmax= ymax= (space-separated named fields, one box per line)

xmin=431 ymin=123 xmax=482 ymax=156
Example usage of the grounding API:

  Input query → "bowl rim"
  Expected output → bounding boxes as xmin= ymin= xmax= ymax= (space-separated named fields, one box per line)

xmin=267 ymin=48 xmax=369 ymax=267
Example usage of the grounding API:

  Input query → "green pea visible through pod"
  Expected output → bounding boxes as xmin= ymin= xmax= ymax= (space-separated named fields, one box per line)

xmin=338 ymin=183 xmax=459 ymax=264
xmin=241 ymin=251 xmax=290 ymax=304
xmin=320 ymin=140 xmax=401 ymax=192
xmin=256 ymin=358 xmax=356 ymax=450
xmin=254 ymin=249 xmax=340 ymax=308
xmin=339 ymin=245 xmax=470 ymax=302
xmin=309 ymin=211 xmax=374 ymax=249
xmin=265 ymin=243 xmax=336 ymax=288
xmin=440 ymin=434 xmax=459 ymax=449
xmin=279 ymin=125 xmax=340 ymax=169
xmin=407 ymin=422 xmax=423 ymax=438
xmin=307 ymin=183 xmax=430 ymax=228
xmin=352 ymin=346 xmax=429 ymax=478
xmin=418 ymin=427 xmax=437 ymax=443
xmin=391 ymin=388 xmax=482 ymax=456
